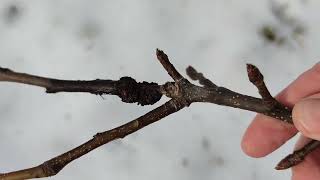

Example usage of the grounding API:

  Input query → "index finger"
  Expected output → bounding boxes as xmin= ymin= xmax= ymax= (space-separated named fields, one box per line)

xmin=241 ymin=62 xmax=320 ymax=158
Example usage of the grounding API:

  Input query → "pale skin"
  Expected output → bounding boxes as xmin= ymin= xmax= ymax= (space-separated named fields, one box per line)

xmin=241 ymin=62 xmax=320 ymax=180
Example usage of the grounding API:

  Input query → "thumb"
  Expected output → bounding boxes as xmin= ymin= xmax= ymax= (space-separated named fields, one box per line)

xmin=293 ymin=98 xmax=320 ymax=140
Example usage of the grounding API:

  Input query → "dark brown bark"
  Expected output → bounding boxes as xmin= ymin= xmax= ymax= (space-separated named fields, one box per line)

xmin=0 ymin=50 xmax=316 ymax=179
xmin=0 ymin=67 xmax=162 ymax=106
xmin=0 ymin=99 xmax=184 ymax=179
xmin=276 ymin=140 xmax=320 ymax=170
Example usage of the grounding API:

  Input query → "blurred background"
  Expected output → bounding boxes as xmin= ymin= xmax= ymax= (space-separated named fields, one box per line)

xmin=0 ymin=0 xmax=319 ymax=179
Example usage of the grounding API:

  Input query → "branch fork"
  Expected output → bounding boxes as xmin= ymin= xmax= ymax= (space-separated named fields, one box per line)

xmin=0 ymin=49 xmax=317 ymax=179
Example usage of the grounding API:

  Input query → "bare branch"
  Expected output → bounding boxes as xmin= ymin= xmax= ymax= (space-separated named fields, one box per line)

xmin=0 ymin=50 xmax=318 ymax=179
xmin=276 ymin=140 xmax=320 ymax=170
xmin=0 ymin=99 xmax=186 ymax=180
xmin=247 ymin=64 xmax=274 ymax=102
xmin=0 ymin=67 xmax=162 ymax=106
xmin=246 ymin=64 xmax=293 ymax=124
xmin=156 ymin=49 xmax=183 ymax=81
xmin=0 ymin=67 xmax=51 ymax=88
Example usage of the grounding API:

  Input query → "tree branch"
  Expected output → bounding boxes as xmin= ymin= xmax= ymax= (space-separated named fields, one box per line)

xmin=0 ymin=49 xmax=317 ymax=179
xmin=276 ymin=140 xmax=320 ymax=170
xmin=156 ymin=49 xmax=183 ymax=81
xmin=0 ymin=67 xmax=162 ymax=106
xmin=246 ymin=64 xmax=293 ymax=124
xmin=0 ymin=99 xmax=185 ymax=179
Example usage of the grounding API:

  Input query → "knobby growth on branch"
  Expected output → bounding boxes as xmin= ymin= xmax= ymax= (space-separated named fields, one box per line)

xmin=0 ymin=49 xmax=317 ymax=179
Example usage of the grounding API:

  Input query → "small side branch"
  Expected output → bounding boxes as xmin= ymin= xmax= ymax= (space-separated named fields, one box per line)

xmin=246 ymin=64 xmax=293 ymax=124
xmin=156 ymin=49 xmax=183 ymax=81
xmin=247 ymin=64 xmax=274 ymax=101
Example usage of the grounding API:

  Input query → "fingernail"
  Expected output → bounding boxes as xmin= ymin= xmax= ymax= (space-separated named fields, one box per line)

xmin=293 ymin=99 xmax=320 ymax=136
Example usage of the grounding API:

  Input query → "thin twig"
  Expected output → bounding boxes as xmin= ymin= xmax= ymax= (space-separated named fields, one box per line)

xmin=246 ymin=64 xmax=275 ymax=102
xmin=156 ymin=49 xmax=183 ymax=81
xmin=246 ymin=64 xmax=293 ymax=124
xmin=0 ymin=99 xmax=185 ymax=180
xmin=276 ymin=140 xmax=320 ymax=170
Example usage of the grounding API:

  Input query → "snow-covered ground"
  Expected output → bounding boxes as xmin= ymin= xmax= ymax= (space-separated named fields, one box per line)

xmin=0 ymin=0 xmax=319 ymax=179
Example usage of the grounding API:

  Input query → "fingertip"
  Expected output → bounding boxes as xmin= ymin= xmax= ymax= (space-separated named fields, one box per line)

xmin=275 ymin=62 xmax=320 ymax=107
xmin=292 ymin=100 xmax=310 ymax=136
xmin=293 ymin=99 xmax=320 ymax=140
xmin=241 ymin=129 xmax=267 ymax=158
xmin=241 ymin=116 xmax=269 ymax=158
xmin=241 ymin=115 xmax=297 ymax=158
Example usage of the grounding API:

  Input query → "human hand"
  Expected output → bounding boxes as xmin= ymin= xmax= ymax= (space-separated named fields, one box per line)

xmin=241 ymin=63 xmax=320 ymax=180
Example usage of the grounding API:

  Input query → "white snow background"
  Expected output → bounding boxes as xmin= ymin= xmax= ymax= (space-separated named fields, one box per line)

xmin=0 ymin=0 xmax=319 ymax=179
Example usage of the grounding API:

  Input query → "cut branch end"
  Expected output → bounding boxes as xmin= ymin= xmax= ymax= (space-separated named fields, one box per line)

xmin=156 ymin=49 xmax=183 ymax=81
